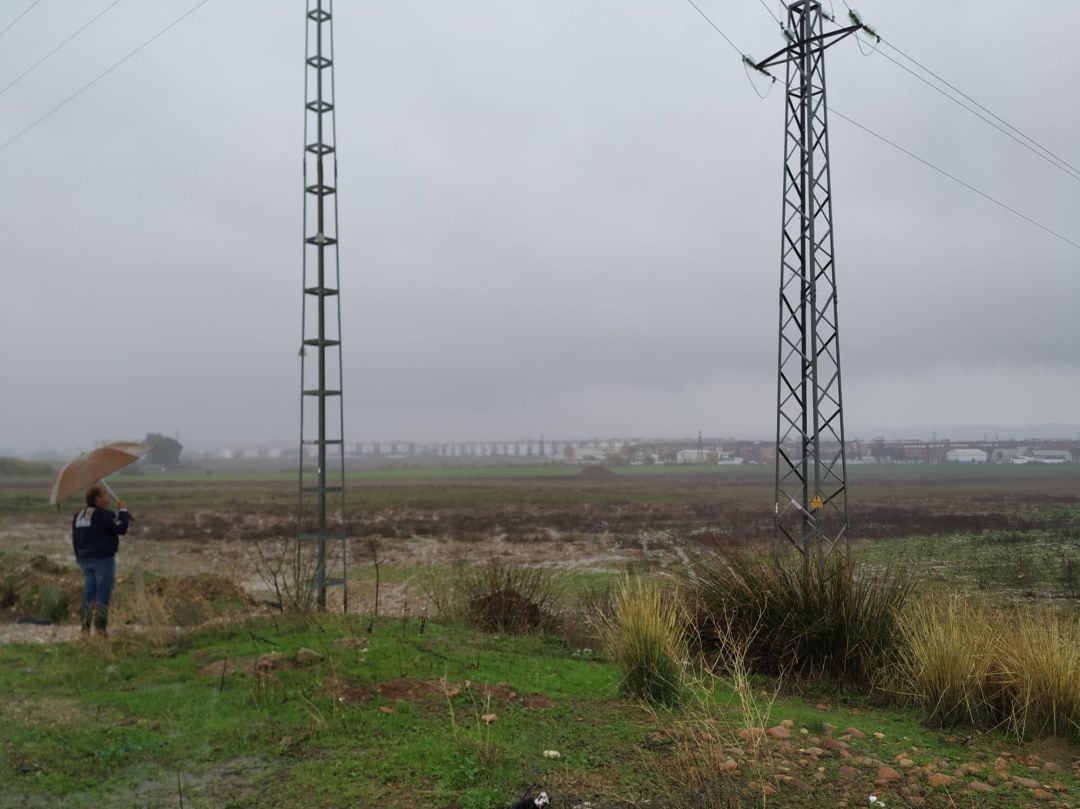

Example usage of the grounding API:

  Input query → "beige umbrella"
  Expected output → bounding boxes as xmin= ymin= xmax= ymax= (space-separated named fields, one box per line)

xmin=48 ymin=442 xmax=152 ymax=506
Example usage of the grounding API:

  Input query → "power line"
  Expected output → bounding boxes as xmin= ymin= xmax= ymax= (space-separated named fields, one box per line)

xmin=0 ymin=0 xmax=211 ymax=155
xmin=756 ymin=0 xmax=782 ymax=27
xmin=870 ymin=48 xmax=1080 ymax=183
xmin=680 ymin=0 xmax=746 ymax=60
xmin=876 ymin=37 xmax=1080 ymax=182
xmin=837 ymin=6 xmax=1080 ymax=183
xmin=0 ymin=0 xmax=42 ymax=41
xmin=829 ymin=107 xmax=1080 ymax=253
xmin=0 ymin=0 xmax=125 ymax=102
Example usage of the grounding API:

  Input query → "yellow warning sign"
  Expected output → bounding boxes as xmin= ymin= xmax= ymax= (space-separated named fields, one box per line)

xmin=810 ymin=495 xmax=825 ymax=509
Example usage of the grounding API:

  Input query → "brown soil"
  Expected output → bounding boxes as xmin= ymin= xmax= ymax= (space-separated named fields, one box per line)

xmin=325 ymin=675 xmax=553 ymax=709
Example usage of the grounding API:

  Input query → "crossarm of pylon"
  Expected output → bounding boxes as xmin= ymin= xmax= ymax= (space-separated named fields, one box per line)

xmin=755 ymin=24 xmax=861 ymax=70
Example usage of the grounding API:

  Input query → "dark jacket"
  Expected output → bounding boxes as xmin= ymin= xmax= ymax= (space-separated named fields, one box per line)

xmin=72 ymin=506 xmax=129 ymax=560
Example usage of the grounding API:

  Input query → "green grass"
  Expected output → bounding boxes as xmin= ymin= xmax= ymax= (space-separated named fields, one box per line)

xmin=3 ymin=614 xmax=1078 ymax=809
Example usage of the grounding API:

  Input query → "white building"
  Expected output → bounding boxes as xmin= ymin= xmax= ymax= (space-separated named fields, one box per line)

xmin=946 ymin=448 xmax=988 ymax=464
xmin=676 ymin=449 xmax=716 ymax=464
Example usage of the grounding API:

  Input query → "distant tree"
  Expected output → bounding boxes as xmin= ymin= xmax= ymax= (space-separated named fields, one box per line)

xmin=0 ymin=457 xmax=54 ymax=477
xmin=145 ymin=433 xmax=183 ymax=467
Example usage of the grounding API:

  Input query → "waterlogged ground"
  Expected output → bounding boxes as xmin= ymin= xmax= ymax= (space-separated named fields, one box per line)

xmin=3 ymin=464 xmax=1080 ymax=642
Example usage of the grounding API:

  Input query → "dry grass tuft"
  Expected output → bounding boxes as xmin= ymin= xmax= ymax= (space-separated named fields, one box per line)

xmin=899 ymin=594 xmax=1080 ymax=738
xmin=598 ymin=576 xmax=687 ymax=707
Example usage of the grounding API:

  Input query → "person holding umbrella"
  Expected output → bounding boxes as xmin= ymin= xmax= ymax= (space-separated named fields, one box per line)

xmin=50 ymin=442 xmax=149 ymax=637
xmin=72 ymin=483 xmax=129 ymax=636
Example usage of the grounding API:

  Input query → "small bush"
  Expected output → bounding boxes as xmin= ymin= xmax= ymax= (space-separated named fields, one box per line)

xmin=0 ymin=578 xmax=16 ymax=609
xmin=900 ymin=595 xmax=1080 ymax=738
xmin=691 ymin=550 xmax=914 ymax=687
xmin=599 ymin=576 xmax=687 ymax=707
xmin=38 ymin=586 xmax=71 ymax=623
xmin=461 ymin=558 xmax=559 ymax=634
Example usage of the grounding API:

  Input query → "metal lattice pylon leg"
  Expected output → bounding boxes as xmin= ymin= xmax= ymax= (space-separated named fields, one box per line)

xmin=299 ymin=0 xmax=347 ymax=611
xmin=774 ymin=1 xmax=849 ymax=563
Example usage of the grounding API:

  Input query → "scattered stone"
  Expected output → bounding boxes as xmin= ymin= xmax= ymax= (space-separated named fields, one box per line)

xmin=1050 ymin=781 xmax=1068 ymax=793
xmin=481 ymin=713 xmax=497 ymax=725
xmin=873 ymin=732 xmax=886 ymax=739
xmin=378 ymin=705 xmax=393 ymax=714
xmin=838 ymin=766 xmax=858 ymax=779
xmin=255 ymin=652 xmax=285 ymax=671
xmin=739 ymin=727 xmax=765 ymax=742
xmin=781 ymin=719 xmax=795 ymax=728
xmin=928 ymin=774 xmax=953 ymax=788
xmin=823 ymin=722 xmax=836 ymax=735
xmin=877 ymin=766 xmax=901 ymax=782
xmin=1013 ymin=776 xmax=1041 ymax=789
xmin=1043 ymin=762 xmax=1064 ymax=774
xmin=822 ymin=737 xmax=842 ymax=751
xmin=969 ymin=782 xmax=994 ymax=793
xmin=844 ymin=727 xmax=866 ymax=739
xmin=1032 ymin=789 xmax=1054 ymax=801
xmin=294 ymin=647 xmax=323 ymax=665
xmin=542 ymin=750 xmax=561 ymax=759
xmin=898 ymin=758 xmax=915 ymax=769
xmin=815 ymin=703 xmax=827 ymax=711
xmin=801 ymin=747 xmax=825 ymax=757
xmin=767 ymin=725 xmax=792 ymax=740
xmin=781 ymin=776 xmax=811 ymax=791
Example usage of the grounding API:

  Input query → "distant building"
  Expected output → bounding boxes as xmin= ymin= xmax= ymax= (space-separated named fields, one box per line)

xmin=675 ymin=449 xmax=718 ymax=464
xmin=946 ymin=448 xmax=988 ymax=464
xmin=1032 ymin=449 xmax=1072 ymax=463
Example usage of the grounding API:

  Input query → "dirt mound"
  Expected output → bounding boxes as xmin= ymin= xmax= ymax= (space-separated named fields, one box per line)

xmin=143 ymin=574 xmax=250 ymax=627
xmin=579 ymin=464 xmax=614 ymax=478
xmin=0 ymin=556 xmax=81 ymax=623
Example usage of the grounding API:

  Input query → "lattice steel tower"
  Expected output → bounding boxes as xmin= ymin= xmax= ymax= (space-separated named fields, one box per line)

xmin=754 ymin=2 xmax=863 ymax=561
xmin=299 ymin=0 xmax=346 ymax=610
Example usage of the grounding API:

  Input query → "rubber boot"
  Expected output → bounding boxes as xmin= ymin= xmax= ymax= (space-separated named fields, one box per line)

xmin=94 ymin=604 xmax=108 ymax=637
xmin=80 ymin=606 xmax=93 ymax=637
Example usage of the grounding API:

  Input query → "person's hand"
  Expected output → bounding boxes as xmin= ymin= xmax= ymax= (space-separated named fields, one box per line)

xmin=117 ymin=500 xmax=127 ymax=510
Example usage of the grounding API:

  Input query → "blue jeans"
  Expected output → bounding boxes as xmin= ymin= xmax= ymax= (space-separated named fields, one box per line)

xmin=78 ymin=556 xmax=116 ymax=609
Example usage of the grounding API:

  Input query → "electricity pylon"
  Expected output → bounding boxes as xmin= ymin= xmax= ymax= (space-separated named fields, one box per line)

xmin=754 ymin=2 xmax=865 ymax=562
xmin=299 ymin=0 xmax=347 ymax=610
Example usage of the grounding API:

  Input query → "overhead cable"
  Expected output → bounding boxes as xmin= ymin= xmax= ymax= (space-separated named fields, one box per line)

xmin=0 ymin=0 xmax=212 ymax=155
xmin=0 ymin=0 xmax=125 ymax=101
xmin=829 ymin=107 xmax=1080 ymax=253
xmin=0 ymin=0 xmax=42 ymax=41
xmin=680 ymin=0 xmax=746 ymax=60
xmin=876 ymin=38 xmax=1080 ymax=182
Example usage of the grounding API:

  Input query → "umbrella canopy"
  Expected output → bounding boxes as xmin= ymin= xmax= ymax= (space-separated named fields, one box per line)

xmin=48 ymin=442 xmax=152 ymax=506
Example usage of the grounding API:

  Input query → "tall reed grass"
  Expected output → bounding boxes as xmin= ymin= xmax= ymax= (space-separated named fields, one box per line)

xmin=598 ymin=576 xmax=687 ymax=707
xmin=899 ymin=595 xmax=1080 ymax=738
xmin=692 ymin=550 xmax=914 ymax=687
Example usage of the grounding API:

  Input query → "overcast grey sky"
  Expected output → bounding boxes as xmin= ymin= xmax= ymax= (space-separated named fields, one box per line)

xmin=1 ymin=0 xmax=1079 ymax=453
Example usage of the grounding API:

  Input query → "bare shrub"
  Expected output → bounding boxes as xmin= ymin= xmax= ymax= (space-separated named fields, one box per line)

xmin=461 ymin=559 xmax=560 ymax=634
xmin=250 ymin=537 xmax=318 ymax=613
